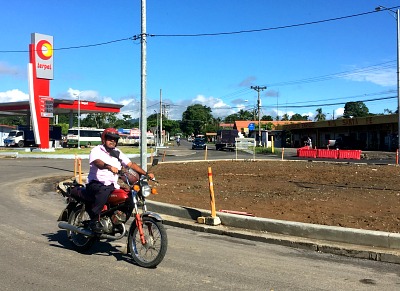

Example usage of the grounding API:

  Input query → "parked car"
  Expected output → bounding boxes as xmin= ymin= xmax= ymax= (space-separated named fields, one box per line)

xmin=192 ymin=138 xmax=206 ymax=150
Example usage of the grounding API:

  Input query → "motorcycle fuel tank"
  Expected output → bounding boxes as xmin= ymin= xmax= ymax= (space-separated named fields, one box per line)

xmin=108 ymin=189 xmax=129 ymax=205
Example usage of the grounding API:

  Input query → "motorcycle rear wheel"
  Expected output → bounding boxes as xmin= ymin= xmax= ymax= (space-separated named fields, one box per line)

xmin=128 ymin=217 xmax=167 ymax=268
xmin=68 ymin=205 xmax=95 ymax=252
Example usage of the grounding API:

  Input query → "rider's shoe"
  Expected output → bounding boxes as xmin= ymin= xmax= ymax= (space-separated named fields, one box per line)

xmin=89 ymin=221 xmax=104 ymax=233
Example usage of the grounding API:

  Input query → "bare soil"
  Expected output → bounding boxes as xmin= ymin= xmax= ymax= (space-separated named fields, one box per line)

xmin=148 ymin=160 xmax=400 ymax=233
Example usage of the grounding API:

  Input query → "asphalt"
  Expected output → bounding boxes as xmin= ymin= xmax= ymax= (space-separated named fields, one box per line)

xmin=3 ymin=147 xmax=400 ymax=264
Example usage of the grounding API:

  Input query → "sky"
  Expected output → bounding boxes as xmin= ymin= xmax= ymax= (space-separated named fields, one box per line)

xmin=1 ymin=0 xmax=399 ymax=121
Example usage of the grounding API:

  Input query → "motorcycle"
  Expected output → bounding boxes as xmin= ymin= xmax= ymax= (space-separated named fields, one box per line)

xmin=57 ymin=164 xmax=167 ymax=268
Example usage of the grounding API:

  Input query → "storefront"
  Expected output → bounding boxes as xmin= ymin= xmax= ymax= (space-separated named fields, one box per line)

xmin=279 ymin=114 xmax=398 ymax=151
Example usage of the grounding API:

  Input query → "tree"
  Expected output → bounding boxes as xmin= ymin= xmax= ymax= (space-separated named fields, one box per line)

xmin=114 ymin=114 xmax=135 ymax=129
xmin=261 ymin=115 xmax=274 ymax=121
xmin=290 ymin=113 xmax=308 ymax=121
xmin=265 ymin=122 xmax=274 ymax=130
xmin=224 ymin=113 xmax=240 ymax=123
xmin=79 ymin=112 xmax=118 ymax=128
xmin=237 ymin=109 xmax=254 ymax=120
xmin=181 ymin=104 xmax=214 ymax=136
xmin=343 ymin=101 xmax=369 ymax=118
xmin=0 ymin=115 xmax=25 ymax=126
xmin=162 ymin=119 xmax=181 ymax=136
xmin=314 ymin=108 xmax=326 ymax=121
xmin=225 ymin=109 xmax=254 ymax=123
xmin=281 ymin=113 xmax=289 ymax=121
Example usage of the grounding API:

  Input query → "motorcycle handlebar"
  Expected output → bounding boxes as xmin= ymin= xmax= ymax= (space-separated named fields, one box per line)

xmin=118 ymin=169 xmax=156 ymax=182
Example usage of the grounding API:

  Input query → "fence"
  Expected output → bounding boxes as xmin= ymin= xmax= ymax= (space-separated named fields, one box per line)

xmin=297 ymin=147 xmax=361 ymax=160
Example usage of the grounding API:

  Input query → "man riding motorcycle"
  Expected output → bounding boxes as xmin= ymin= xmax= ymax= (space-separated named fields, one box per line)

xmin=86 ymin=128 xmax=154 ymax=233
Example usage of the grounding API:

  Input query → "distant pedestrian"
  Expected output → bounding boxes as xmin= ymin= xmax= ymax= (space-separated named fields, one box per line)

xmin=307 ymin=136 xmax=312 ymax=149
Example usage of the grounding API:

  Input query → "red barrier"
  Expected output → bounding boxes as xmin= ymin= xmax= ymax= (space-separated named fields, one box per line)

xmin=317 ymin=149 xmax=338 ymax=159
xmin=337 ymin=150 xmax=361 ymax=160
xmin=297 ymin=148 xmax=317 ymax=158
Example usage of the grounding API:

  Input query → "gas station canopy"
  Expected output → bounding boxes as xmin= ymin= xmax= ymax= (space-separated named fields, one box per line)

xmin=0 ymin=99 xmax=124 ymax=116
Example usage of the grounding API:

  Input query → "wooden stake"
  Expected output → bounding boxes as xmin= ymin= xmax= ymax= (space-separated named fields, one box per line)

xmin=78 ymin=158 xmax=82 ymax=184
xmin=74 ymin=154 xmax=77 ymax=176
xmin=208 ymin=167 xmax=216 ymax=218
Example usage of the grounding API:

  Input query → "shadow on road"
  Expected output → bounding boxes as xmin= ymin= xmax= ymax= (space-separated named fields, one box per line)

xmin=43 ymin=230 xmax=138 ymax=265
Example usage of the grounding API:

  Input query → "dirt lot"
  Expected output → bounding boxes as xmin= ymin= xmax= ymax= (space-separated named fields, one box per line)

xmin=148 ymin=160 xmax=400 ymax=233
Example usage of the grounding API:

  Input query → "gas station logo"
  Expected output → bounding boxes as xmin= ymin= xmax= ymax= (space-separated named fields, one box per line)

xmin=32 ymin=33 xmax=53 ymax=80
xmin=36 ymin=40 xmax=53 ymax=60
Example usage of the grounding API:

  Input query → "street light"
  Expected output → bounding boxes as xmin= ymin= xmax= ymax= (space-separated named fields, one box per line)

xmin=375 ymin=5 xmax=400 ymax=150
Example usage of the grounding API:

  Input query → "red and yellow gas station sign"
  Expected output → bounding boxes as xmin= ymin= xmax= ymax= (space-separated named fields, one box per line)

xmin=31 ymin=33 xmax=53 ymax=80
xmin=29 ymin=33 xmax=53 ymax=148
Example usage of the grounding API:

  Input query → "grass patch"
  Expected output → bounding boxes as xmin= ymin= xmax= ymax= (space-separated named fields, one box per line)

xmin=16 ymin=146 xmax=147 ymax=155
xmin=255 ymin=147 xmax=281 ymax=156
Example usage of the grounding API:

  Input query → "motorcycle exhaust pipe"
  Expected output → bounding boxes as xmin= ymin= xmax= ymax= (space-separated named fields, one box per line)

xmin=58 ymin=222 xmax=126 ymax=240
xmin=58 ymin=221 xmax=94 ymax=236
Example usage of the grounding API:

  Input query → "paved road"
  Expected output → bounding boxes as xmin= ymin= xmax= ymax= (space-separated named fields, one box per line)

xmin=160 ymin=140 xmax=398 ymax=165
xmin=0 ymin=157 xmax=399 ymax=290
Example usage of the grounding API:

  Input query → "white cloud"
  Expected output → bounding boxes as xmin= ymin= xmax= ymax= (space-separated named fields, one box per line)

xmin=66 ymin=88 xmax=106 ymax=102
xmin=344 ymin=68 xmax=396 ymax=87
xmin=0 ymin=89 xmax=28 ymax=102
xmin=335 ymin=107 xmax=344 ymax=118
xmin=191 ymin=94 xmax=237 ymax=119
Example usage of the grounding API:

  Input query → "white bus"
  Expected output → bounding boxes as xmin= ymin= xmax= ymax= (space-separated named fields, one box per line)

xmin=66 ymin=127 xmax=103 ymax=148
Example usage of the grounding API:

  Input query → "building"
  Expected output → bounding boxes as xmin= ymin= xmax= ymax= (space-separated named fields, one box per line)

xmin=234 ymin=120 xmax=310 ymax=148
xmin=278 ymin=114 xmax=399 ymax=151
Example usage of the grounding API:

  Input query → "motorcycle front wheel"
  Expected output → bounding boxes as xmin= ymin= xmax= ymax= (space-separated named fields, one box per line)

xmin=67 ymin=205 xmax=95 ymax=252
xmin=128 ymin=216 xmax=168 ymax=268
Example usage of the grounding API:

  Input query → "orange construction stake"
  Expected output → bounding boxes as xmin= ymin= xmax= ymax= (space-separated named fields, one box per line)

xmin=78 ymin=158 xmax=82 ymax=184
xmin=281 ymin=147 xmax=285 ymax=161
xmin=74 ymin=154 xmax=78 ymax=176
xmin=397 ymin=149 xmax=399 ymax=165
xmin=208 ymin=167 xmax=216 ymax=218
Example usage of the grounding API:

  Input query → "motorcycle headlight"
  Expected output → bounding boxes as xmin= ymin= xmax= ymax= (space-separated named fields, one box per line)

xmin=141 ymin=184 xmax=151 ymax=197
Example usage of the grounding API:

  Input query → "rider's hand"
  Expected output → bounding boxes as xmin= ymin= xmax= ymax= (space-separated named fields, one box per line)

xmin=147 ymin=172 xmax=155 ymax=180
xmin=109 ymin=166 xmax=119 ymax=174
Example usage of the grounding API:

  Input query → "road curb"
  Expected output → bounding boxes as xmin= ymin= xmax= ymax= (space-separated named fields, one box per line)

xmin=147 ymin=200 xmax=400 ymax=263
xmin=161 ymin=214 xmax=400 ymax=264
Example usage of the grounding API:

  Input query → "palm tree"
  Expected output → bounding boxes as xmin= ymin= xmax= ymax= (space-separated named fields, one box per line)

xmin=314 ymin=108 xmax=326 ymax=121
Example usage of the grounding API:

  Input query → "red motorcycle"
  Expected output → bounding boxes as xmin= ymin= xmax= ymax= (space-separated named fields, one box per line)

xmin=57 ymin=167 xmax=167 ymax=268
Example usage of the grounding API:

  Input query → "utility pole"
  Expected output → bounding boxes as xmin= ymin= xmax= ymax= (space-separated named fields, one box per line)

xmin=160 ymin=89 xmax=163 ymax=146
xmin=140 ymin=0 xmax=147 ymax=171
xmin=251 ymin=85 xmax=267 ymax=146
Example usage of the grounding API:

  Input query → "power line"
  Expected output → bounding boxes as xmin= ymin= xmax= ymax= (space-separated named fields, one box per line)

xmin=282 ymin=90 xmax=396 ymax=105
xmin=0 ymin=35 xmax=142 ymax=53
xmin=268 ymin=61 xmax=396 ymax=87
xmin=214 ymin=59 xmax=396 ymax=104
xmin=263 ymin=95 xmax=396 ymax=109
xmin=152 ymin=7 xmax=400 ymax=37
xmin=2 ymin=6 xmax=399 ymax=53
